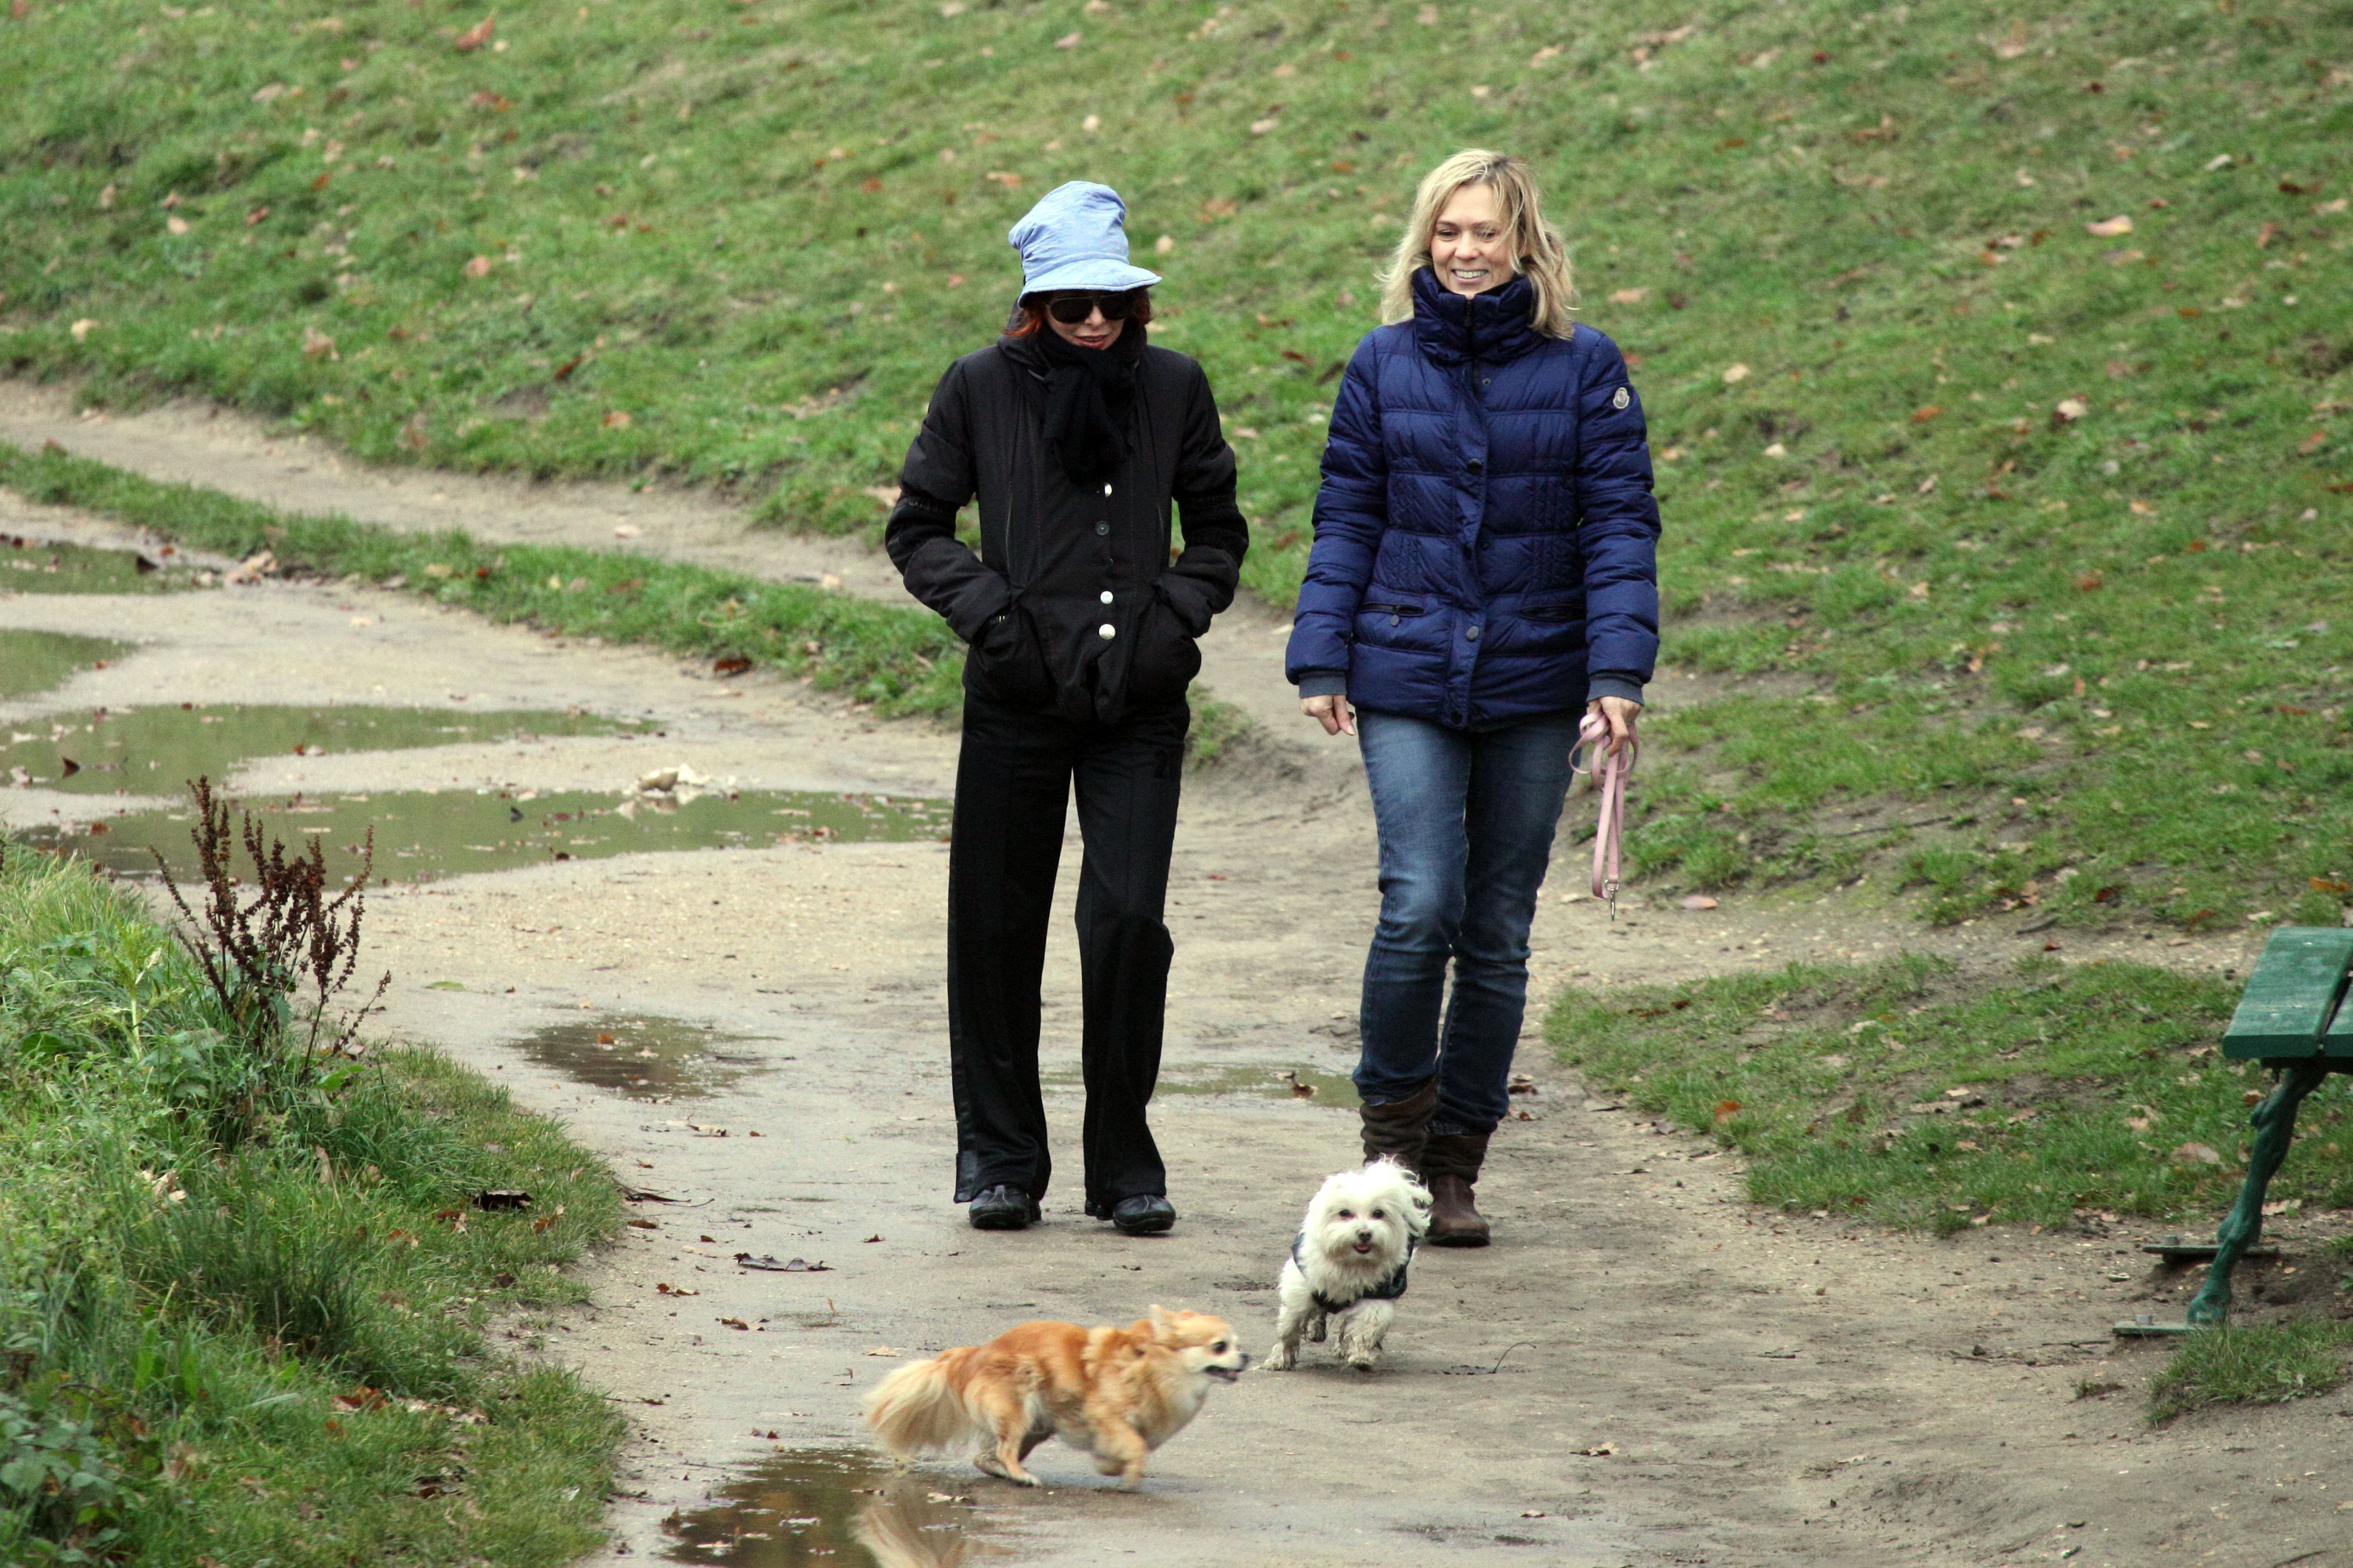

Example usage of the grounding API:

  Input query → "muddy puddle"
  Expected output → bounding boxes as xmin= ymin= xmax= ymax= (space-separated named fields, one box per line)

xmin=513 ymin=1014 xmax=781 ymax=1101
xmin=26 ymin=785 xmax=952 ymax=884
xmin=1045 ymin=1062 xmax=1359 ymax=1106
xmin=2 ymin=533 xmax=202 ymax=594
xmin=0 ymin=629 xmax=127 ymax=702
xmin=661 ymin=1446 xmax=1013 ymax=1567
xmin=2 ymin=702 xmax=648 ymax=795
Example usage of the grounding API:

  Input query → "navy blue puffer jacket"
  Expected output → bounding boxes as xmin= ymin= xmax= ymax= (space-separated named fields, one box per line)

xmin=1284 ymin=270 xmax=1661 ymax=727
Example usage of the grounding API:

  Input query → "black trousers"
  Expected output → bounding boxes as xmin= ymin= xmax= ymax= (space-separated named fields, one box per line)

xmin=947 ymin=693 xmax=1188 ymax=1217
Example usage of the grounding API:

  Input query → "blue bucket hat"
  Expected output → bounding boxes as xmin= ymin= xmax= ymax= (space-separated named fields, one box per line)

xmin=1008 ymin=181 xmax=1163 ymax=298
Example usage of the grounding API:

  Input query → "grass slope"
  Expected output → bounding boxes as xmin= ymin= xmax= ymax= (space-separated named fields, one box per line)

xmin=1546 ymin=952 xmax=2353 ymax=1231
xmin=1547 ymin=955 xmax=2353 ymax=1416
xmin=4 ymin=0 xmax=2352 ymax=917
xmin=0 ymin=842 xmax=624 ymax=1564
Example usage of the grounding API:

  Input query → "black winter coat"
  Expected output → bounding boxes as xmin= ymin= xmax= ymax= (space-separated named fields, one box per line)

xmin=884 ymin=332 xmax=1248 ymax=725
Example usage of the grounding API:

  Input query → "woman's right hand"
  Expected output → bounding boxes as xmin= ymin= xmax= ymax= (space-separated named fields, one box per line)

xmin=1301 ymin=694 xmax=1357 ymax=737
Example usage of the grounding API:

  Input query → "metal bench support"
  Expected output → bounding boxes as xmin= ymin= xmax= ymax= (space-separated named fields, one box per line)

xmin=2185 ymin=1060 xmax=2333 ymax=1328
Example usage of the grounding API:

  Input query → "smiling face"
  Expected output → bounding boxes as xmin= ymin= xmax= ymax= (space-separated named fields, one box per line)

xmin=1306 ymin=1160 xmax=1430 ymax=1270
xmin=1428 ymin=181 xmax=1515 ymax=298
xmin=1047 ymin=298 xmax=1124 ymax=350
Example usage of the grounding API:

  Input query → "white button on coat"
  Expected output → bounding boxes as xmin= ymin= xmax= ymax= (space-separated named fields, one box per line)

xmin=1100 ymin=590 xmax=1114 ymax=604
xmin=1098 ymin=623 xmax=1117 ymax=640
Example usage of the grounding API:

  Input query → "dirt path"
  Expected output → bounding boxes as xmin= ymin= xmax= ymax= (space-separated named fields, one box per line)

xmin=6 ymin=399 xmax=2348 ymax=1568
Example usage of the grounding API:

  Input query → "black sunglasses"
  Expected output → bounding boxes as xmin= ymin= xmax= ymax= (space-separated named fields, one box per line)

xmin=1043 ymin=290 xmax=1142 ymax=324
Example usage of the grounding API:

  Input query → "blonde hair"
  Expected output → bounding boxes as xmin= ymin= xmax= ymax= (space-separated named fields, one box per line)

xmin=1378 ymin=150 xmax=1576 ymax=338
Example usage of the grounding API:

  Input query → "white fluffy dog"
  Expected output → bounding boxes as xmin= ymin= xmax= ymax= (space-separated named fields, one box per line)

xmin=1263 ymin=1159 xmax=1430 ymax=1372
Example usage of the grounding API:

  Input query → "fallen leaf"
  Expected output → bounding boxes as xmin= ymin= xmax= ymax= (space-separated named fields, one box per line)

xmin=1911 ymin=405 xmax=1942 ymax=423
xmin=865 ymin=1345 xmax=899 ymax=1356
xmin=302 ymin=326 xmax=337 ymax=360
xmin=2169 ymin=1142 xmax=2223 ymax=1166
xmin=1713 ymin=1099 xmax=1742 ymax=1125
xmin=2083 ymin=215 xmax=2134 ymax=237
xmin=2051 ymin=397 xmax=2088 ymax=425
xmin=713 ymin=655 xmax=753 ymax=676
xmin=69 ymin=319 xmax=98 ymax=341
xmin=1679 ymin=894 xmax=1719 ymax=909
xmin=463 ymin=254 xmax=493 ymax=278
xmin=736 ymin=1254 xmax=830 ymax=1272
xmin=453 ymin=16 xmax=494 ymax=52
xmin=1054 ymin=29 xmax=1080 ymax=47
xmin=166 ymin=215 xmax=190 ymax=236
xmin=718 ymin=1317 xmax=750 ymax=1331
xmin=2298 ymin=430 xmax=2328 ymax=455
xmin=1608 ymin=287 xmax=1649 ymax=304
xmin=603 ymin=409 xmax=632 ymax=429
xmin=2256 ymin=221 xmax=2281 ymax=248
xmin=1721 ymin=362 xmax=1752 ymax=384
xmin=1573 ymin=1441 xmax=1617 ymax=1457
xmin=654 ymin=1282 xmax=700 ymax=1296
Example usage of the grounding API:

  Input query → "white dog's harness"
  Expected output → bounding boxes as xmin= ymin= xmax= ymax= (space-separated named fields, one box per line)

xmin=1294 ymin=1233 xmax=1417 ymax=1314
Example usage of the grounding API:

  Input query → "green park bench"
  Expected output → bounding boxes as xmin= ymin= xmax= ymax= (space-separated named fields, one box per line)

xmin=2159 ymin=926 xmax=2353 ymax=1331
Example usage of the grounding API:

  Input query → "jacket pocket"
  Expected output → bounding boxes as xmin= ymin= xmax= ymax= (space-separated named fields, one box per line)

xmin=964 ymin=606 xmax=1057 ymax=710
xmin=1359 ymin=602 xmax=1428 ymax=627
xmin=1519 ymin=598 xmax=1587 ymax=623
xmin=1125 ymin=594 xmax=1202 ymax=709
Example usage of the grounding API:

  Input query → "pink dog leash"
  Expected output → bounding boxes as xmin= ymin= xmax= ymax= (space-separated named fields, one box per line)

xmin=1575 ymin=712 xmax=1636 ymax=911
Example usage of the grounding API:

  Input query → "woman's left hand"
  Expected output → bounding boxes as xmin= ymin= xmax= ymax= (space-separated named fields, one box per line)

xmin=1585 ymin=695 xmax=1641 ymax=756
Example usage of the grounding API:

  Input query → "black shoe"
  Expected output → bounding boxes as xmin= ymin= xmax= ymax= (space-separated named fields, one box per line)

xmin=967 ymin=1185 xmax=1038 ymax=1230
xmin=1108 ymin=1195 xmax=1175 ymax=1236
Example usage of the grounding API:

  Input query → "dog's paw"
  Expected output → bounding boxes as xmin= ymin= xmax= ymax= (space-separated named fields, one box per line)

xmin=1262 ymin=1344 xmax=1296 ymax=1372
xmin=1345 ymin=1353 xmax=1381 ymax=1372
xmin=1306 ymin=1319 xmax=1328 ymax=1344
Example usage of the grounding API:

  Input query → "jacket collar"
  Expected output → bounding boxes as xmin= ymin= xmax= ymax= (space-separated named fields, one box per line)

xmin=1410 ymin=268 xmax=1543 ymax=368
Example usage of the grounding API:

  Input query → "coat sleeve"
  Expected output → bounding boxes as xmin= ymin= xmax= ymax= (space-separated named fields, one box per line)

xmin=1284 ymin=332 xmax=1386 ymax=688
xmin=1571 ymin=331 xmax=1661 ymax=695
xmin=1157 ymin=360 xmax=1248 ymax=637
xmin=882 ymin=360 xmax=1012 ymax=645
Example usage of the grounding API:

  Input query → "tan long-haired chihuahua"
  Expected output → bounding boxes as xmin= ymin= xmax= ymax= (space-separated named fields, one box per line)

xmin=860 ymin=1307 xmax=1248 ymax=1490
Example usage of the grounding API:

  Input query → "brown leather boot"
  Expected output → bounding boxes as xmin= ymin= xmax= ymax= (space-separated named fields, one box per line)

xmin=1421 ymin=1131 xmax=1491 ymax=1247
xmin=1358 ymin=1079 xmax=1439 ymax=1176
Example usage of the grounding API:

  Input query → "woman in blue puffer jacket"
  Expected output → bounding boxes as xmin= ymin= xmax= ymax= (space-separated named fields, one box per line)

xmin=1285 ymin=150 xmax=1660 ymax=1246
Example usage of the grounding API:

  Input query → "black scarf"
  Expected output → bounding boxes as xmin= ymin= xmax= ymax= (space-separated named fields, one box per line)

xmin=1034 ymin=321 xmax=1142 ymax=484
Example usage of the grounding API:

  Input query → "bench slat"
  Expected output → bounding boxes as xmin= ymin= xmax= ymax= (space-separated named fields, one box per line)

xmin=2221 ymin=926 xmax=2353 ymax=1060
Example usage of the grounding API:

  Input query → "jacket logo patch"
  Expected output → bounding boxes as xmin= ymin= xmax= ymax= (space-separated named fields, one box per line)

xmin=1611 ymin=386 xmax=1631 ymax=411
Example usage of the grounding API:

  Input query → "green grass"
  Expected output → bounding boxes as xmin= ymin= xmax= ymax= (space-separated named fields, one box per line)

xmin=4 ymin=0 xmax=2352 ymax=918
xmin=0 ymin=438 xmax=966 ymax=717
xmin=0 ymin=841 xmax=625 ymax=1565
xmin=2147 ymin=1321 xmax=2353 ymax=1421
xmin=1545 ymin=952 xmax=2353 ymax=1232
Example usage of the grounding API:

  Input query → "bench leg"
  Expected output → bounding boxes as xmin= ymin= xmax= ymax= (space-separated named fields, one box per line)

xmin=2185 ymin=1061 xmax=2328 ymax=1328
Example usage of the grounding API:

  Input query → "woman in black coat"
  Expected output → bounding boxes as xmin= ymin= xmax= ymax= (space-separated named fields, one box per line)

xmin=884 ymin=181 xmax=1248 ymax=1235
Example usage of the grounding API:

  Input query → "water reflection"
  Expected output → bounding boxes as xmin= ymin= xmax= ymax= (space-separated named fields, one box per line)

xmin=1 ymin=702 xmax=648 ymax=796
xmin=25 ymin=785 xmax=950 ymax=885
xmin=1 ymin=534 xmax=200 ymax=595
xmin=661 ymin=1447 xmax=1010 ymax=1566
xmin=0 ymin=629 xmax=127 ymax=702
xmin=513 ymin=1014 xmax=775 ymax=1101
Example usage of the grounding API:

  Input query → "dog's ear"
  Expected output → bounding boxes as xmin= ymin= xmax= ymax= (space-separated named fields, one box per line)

xmin=1147 ymin=1304 xmax=1176 ymax=1340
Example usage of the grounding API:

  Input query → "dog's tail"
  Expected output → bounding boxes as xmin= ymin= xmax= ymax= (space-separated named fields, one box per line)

xmin=860 ymin=1349 xmax=976 ymax=1459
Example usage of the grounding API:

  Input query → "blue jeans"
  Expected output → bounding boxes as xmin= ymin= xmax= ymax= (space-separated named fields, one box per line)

xmin=1354 ymin=708 xmax=1581 ymax=1135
